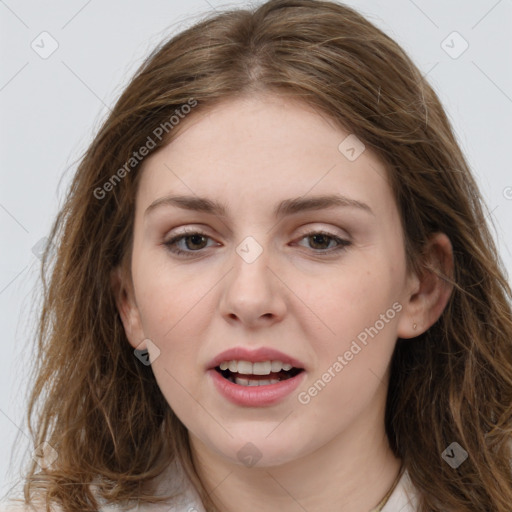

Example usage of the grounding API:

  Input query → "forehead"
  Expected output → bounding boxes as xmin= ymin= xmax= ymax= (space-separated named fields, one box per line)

xmin=136 ymin=94 xmax=393 ymax=216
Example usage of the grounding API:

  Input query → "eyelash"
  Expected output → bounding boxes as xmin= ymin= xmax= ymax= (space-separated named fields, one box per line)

xmin=163 ymin=229 xmax=351 ymax=258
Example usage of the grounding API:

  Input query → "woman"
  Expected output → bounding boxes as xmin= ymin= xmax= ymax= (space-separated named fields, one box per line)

xmin=2 ymin=1 xmax=511 ymax=511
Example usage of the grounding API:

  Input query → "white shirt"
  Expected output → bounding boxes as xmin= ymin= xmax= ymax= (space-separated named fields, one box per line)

xmin=380 ymin=470 xmax=418 ymax=512
xmin=0 ymin=461 xmax=418 ymax=512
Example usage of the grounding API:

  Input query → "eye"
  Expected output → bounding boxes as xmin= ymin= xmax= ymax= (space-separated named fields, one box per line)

xmin=163 ymin=229 xmax=351 ymax=258
xmin=163 ymin=230 xmax=218 ymax=257
xmin=295 ymin=231 xmax=351 ymax=254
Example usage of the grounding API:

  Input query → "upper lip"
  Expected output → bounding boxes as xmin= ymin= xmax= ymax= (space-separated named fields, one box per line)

xmin=207 ymin=347 xmax=306 ymax=371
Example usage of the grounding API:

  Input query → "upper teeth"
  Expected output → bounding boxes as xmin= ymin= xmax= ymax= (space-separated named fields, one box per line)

xmin=219 ymin=360 xmax=294 ymax=375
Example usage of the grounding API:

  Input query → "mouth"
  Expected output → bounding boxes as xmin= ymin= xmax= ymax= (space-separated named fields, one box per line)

xmin=215 ymin=360 xmax=304 ymax=387
xmin=207 ymin=347 xmax=307 ymax=406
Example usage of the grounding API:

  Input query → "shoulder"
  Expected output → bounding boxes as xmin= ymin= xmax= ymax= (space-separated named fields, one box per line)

xmin=381 ymin=469 xmax=419 ymax=512
xmin=0 ymin=496 xmax=204 ymax=512
xmin=0 ymin=495 xmax=67 ymax=512
xmin=0 ymin=458 xmax=205 ymax=512
xmin=0 ymin=499 xmax=46 ymax=512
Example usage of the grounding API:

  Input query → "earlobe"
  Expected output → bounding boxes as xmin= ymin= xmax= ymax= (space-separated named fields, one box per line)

xmin=110 ymin=266 xmax=147 ymax=350
xmin=397 ymin=233 xmax=454 ymax=339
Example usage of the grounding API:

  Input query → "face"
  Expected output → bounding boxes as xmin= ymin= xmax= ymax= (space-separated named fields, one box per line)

xmin=116 ymin=94 xmax=420 ymax=468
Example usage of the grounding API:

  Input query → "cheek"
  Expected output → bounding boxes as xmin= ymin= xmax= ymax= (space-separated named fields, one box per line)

xmin=295 ymin=260 xmax=402 ymax=350
xmin=135 ymin=267 xmax=213 ymax=416
xmin=294 ymin=268 xmax=401 ymax=416
xmin=129 ymin=263 xmax=208 ymax=397
xmin=133 ymin=247 xmax=214 ymax=338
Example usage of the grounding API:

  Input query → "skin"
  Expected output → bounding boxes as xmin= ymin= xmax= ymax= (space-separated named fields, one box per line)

xmin=113 ymin=93 xmax=453 ymax=512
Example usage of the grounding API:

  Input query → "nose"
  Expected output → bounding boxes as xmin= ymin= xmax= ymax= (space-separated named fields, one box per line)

xmin=218 ymin=245 xmax=287 ymax=328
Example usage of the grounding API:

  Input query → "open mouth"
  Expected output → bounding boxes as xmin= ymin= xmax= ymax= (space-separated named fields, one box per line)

xmin=209 ymin=356 xmax=307 ymax=405
xmin=215 ymin=362 xmax=304 ymax=387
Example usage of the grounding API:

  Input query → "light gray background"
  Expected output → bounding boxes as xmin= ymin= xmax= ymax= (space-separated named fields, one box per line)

xmin=1 ymin=0 xmax=511 ymax=495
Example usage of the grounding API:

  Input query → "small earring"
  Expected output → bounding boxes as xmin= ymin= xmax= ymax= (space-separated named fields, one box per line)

xmin=413 ymin=322 xmax=417 ymax=330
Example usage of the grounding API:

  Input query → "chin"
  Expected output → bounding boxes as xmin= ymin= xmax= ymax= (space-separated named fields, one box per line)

xmin=200 ymin=430 xmax=307 ymax=469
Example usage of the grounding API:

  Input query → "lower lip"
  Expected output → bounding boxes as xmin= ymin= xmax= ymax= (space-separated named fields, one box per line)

xmin=208 ymin=369 xmax=306 ymax=407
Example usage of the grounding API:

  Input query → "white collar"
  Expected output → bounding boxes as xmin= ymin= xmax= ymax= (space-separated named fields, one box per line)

xmin=0 ymin=460 xmax=418 ymax=512
xmin=142 ymin=460 xmax=418 ymax=512
xmin=380 ymin=470 xmax=418 ymax=512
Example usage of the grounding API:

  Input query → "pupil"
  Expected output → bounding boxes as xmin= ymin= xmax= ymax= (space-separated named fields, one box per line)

xmin=186 ymin=234 xmax=207 ymax=250
xmin=310 ymin=234 xmax=330 ymax=249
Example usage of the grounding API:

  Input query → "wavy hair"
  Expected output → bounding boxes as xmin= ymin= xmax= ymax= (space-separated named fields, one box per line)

xmin=13 ymin=1 xmax=512 ymax=511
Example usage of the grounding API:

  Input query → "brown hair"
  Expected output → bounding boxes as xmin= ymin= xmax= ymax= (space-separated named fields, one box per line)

xmin=14 ymin=1 xmax=512 ymax=511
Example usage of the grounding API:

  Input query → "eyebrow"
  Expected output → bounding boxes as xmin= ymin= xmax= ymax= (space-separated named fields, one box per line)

xmin=145 ymin=193 xmax=374 ymax=218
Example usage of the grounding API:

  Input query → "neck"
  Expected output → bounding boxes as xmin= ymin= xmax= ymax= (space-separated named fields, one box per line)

xmin=189 ymin=387 xmax=402 ymax=512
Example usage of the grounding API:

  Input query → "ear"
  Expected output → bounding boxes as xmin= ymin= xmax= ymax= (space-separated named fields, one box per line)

xmin=110 ymin=265 xmax=147 ymax=350
xmin=397 ymin=232 xmax=454 ymax=339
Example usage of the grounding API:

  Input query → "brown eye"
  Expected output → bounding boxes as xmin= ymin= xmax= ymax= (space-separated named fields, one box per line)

xmin=296 ymin=231 xmax=351 ymax=254
xmin=307 ymin=233 xmax=334 ymax=250
xmin=183 ymin=234 xmax=208 ymax=250
xmin=164 ymin=231 xmax=217 ymax=257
